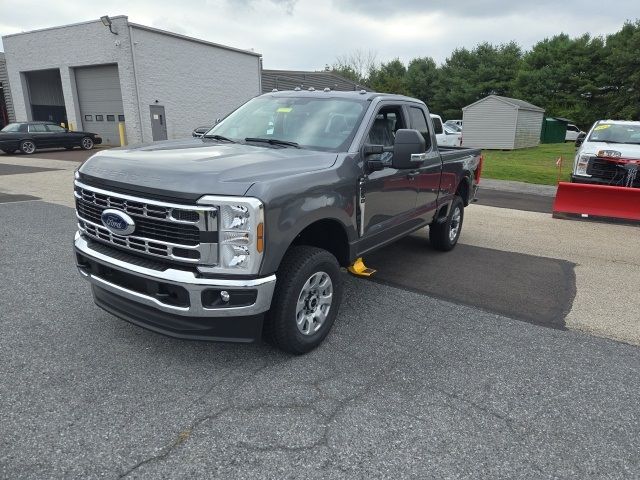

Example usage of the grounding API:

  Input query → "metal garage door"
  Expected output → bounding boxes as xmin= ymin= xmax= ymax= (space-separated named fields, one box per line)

xmin=75 ymin=65 xmax=124 ymax=146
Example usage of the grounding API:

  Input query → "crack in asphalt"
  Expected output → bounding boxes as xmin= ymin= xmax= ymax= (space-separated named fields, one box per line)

xmin=117 ymin=353 xmax=291 ymax=478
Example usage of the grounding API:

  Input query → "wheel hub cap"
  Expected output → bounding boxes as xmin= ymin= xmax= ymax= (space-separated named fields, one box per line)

xmin=296 ymin=271 xmax=333 ymax=336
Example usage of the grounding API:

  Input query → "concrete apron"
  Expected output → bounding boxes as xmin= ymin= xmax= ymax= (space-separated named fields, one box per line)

xmin=0 ymin=155 xmax=77 ymax=208
xmin=462 ymin=204 xmax=640 ymax=346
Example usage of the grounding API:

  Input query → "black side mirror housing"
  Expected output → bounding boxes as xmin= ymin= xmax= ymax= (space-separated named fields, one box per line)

xmin=392 ymin=129 xmax=426 ymax=169
xmin=575 ymin=133 xmax=585 ymax=148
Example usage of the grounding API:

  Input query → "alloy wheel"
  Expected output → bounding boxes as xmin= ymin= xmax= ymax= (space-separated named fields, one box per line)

xmin=295 ymin=271 xmax=333 ymax=336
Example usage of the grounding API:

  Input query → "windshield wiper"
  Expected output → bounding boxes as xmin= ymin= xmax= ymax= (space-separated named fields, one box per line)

xmin=202 ymin=134 xmax=237 ymax=143
xmin=244 ymin=137 xmax=300 ymax=148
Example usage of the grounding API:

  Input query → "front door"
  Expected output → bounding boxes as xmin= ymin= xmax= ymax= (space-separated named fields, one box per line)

xmin=359 ymin=104 xmax=419 ymax=249
xmin=150 ymin=105 xmax=167 ymax=141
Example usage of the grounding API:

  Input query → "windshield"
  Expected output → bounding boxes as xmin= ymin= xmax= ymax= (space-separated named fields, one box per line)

xmin=1 ymin=123 xmax=22 ymax=132
xmin=588 ymin=123 xmax=640 ymax=145
xmin=206 ymin=96 xmax=367 ymax=151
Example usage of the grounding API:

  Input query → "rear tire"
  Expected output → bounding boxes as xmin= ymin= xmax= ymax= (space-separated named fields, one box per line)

xmin=19 ymin=140 xmax=36 ymax=154
xmin=265 ymin=246 xmax=343 ymax=355
xmin=80 ymin=137 xmax=94 ymax=150
xmin=429 ymin=195 xmax=464 ymax=251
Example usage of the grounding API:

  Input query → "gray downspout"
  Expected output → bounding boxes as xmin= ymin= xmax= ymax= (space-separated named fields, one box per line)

xmin=128 ymin=25 xmax=144 ymax=143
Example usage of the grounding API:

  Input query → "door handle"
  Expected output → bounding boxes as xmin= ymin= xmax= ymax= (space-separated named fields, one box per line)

xmin=406 ymin=171 xmax=419 ymax=180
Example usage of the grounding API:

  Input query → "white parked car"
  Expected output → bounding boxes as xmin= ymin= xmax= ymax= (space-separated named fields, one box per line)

xmin=565 ymin=123 xmax=584 ymax=142
xmin=431 ymin=114 xmax=461 ymax=147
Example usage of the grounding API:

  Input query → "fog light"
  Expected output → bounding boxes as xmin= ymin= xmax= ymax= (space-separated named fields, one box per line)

xmin=220 ymin=290 xmax=230 ymax=303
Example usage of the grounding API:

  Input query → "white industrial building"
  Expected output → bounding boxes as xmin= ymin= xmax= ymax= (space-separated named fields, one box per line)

xmin=461 ymin=95 xmax=544 ymax=150
xmin=2 ymin=16 xmax=262 ymax=145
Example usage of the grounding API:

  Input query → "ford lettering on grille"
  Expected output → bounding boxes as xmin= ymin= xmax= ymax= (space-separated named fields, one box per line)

xmin=101 ymin=209 xmax=135 ymax=236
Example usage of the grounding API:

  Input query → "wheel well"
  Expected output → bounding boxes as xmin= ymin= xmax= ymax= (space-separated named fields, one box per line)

xmin=456 ymin=177 xmax=470 ymax=206
xmin=290 ymin=219 xmax=350 ymax=267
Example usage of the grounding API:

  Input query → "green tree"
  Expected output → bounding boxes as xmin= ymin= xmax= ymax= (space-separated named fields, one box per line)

xmin=405 ymin=57 xmax=439 ymax=104
xmin=368 ymin=59 xmax=409 ymax=95
xmin=434 ymin=42 xmax=522 ymax=119
xmin=514 ymin=33 xmax=605 ymax=127
xmin=599 ymin=21 xmax=640 ymax=120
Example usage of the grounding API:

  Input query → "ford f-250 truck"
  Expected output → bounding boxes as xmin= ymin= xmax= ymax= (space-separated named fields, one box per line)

xmin=74 ymin=91 xmax=482 ymax=354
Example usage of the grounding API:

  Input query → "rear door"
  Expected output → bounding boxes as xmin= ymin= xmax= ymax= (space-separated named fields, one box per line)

xmin=409 ymin=106 xmax=442 ymax=217
xmin=27 ymin=123 xmax=52 ymax=147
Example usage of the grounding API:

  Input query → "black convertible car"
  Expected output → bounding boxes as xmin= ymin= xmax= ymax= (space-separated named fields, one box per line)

xmin=0 ymin=122 xmax=102 ymax=154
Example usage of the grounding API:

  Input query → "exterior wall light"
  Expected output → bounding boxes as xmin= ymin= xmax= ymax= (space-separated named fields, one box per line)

xmin=100 ymin=15 xmax=118 ymax=35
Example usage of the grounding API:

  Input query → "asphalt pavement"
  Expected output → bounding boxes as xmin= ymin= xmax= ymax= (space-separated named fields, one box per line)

xmin=1 ymin=200 xmax=639 ymax=479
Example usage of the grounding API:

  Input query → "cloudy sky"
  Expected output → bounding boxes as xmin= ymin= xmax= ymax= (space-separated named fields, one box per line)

xmin=1 ymin=0 xmax=637 ymax=69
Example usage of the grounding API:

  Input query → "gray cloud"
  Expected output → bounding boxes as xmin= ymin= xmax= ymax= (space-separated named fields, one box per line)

xmin=333 ymin=0 xmax=639 ymax=20
xmin=0 ymin=0 xmax=638 ymax=71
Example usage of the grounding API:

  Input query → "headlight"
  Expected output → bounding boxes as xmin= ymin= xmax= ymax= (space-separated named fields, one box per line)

xmin=575 ymin=154 xmax=591 ymax=176
xmin=197 ymin=195 xmax=264 ymax=275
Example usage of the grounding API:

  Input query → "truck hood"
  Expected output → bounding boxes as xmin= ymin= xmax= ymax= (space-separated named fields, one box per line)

xmin=581 ymin=141 xmax=640 ymax=159
xmin=78 ymin=138 xmax=338 ymax=200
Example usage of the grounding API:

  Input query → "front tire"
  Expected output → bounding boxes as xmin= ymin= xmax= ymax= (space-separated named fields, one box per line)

xmin=20 ymin=140 xmax=36 ymax=154
xmin=429 ymin=195 xmax=464 ymax=251
xmin=80 ymin=137 xmax=94 ymax=150
xmin=265 ymin=246 xmax=343 ymax=355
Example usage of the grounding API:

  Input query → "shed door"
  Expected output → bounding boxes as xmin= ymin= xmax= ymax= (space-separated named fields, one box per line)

xmin=75 ymin=65 xmax=124 ymax=146
xmin=149 ymin=105 xmax=167 ymax=141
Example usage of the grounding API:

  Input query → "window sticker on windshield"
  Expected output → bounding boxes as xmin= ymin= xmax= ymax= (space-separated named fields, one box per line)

xmin=594 ymin=125 xmax=611 ymax=131
xmin=277 ymin=107 xmax=292 ymax=113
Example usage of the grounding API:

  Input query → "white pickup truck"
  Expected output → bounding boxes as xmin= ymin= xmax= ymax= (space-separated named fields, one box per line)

xmin=572 ymin=120 xmax=640 ymax=187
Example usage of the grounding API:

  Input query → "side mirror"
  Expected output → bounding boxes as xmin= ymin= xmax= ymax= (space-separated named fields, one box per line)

xmin=575 ymin=133 xmax=585 ymax=148
xmin=392 ymin=129 xmax=426 ymax=169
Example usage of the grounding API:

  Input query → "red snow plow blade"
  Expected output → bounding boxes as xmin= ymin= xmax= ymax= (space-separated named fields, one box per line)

xmin=553 ymin=182 xmax=640 ymax=223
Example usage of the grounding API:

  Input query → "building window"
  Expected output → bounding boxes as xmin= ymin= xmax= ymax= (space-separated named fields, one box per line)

xmin=118 ymin=115 xmax=125 ymax=122
xmin=96 ymin=115 xmax=104 ymax=121
xmin=106 ymin=115 xmax=115 ymax=121
xmin=84 ymin=115 xmax=93 ymax=121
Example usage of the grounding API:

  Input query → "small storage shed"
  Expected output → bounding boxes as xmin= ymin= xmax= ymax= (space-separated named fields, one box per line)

xmin=461 ymin=95 xmax=544 ymax=149
xmin=540 ymin=117 xmax=571 ymax=143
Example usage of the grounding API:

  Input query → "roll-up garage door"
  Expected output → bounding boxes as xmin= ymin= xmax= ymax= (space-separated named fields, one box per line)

xmin=75 ymin=65 xmax=125 ymax=146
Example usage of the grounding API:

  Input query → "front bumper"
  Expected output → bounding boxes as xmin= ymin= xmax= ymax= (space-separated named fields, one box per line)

xmin=74 ymin=232 xmax=276 ymax=341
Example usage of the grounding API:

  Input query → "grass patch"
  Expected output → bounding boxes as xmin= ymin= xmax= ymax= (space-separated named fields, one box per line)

xmin=481 ymin=143 xmax=576 ymax=186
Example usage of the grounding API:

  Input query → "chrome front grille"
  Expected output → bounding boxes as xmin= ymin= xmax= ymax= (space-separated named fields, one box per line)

xmin=74 ymin=181 xmax=217 ymax=264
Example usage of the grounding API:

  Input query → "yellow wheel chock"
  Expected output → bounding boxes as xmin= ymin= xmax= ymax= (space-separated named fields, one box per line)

xmin=347 ymin=257 xmax=376 ymax=277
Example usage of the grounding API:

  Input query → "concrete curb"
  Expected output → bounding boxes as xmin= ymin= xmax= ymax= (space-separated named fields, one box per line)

xmin=480 ymin=178 xmax=557 ymax=197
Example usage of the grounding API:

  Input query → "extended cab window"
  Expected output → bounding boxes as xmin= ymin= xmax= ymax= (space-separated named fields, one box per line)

xmin=409 ymin=107 xmax=432 ymax=149
xmin=432 ymin=116 xmax=444 ymax=135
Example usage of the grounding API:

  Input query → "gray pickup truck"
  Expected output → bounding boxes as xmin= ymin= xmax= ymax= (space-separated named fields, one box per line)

xmin=74 ymin=90 xmax=482 ymax=354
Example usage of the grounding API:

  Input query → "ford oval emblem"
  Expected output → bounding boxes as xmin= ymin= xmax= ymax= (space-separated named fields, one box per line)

xmin=101 ymin=209 xmax=135 ymax=236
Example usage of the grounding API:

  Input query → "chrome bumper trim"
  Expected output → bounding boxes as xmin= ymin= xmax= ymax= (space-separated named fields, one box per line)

xmin=74 ymin=232 xmax=275 ymax=317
